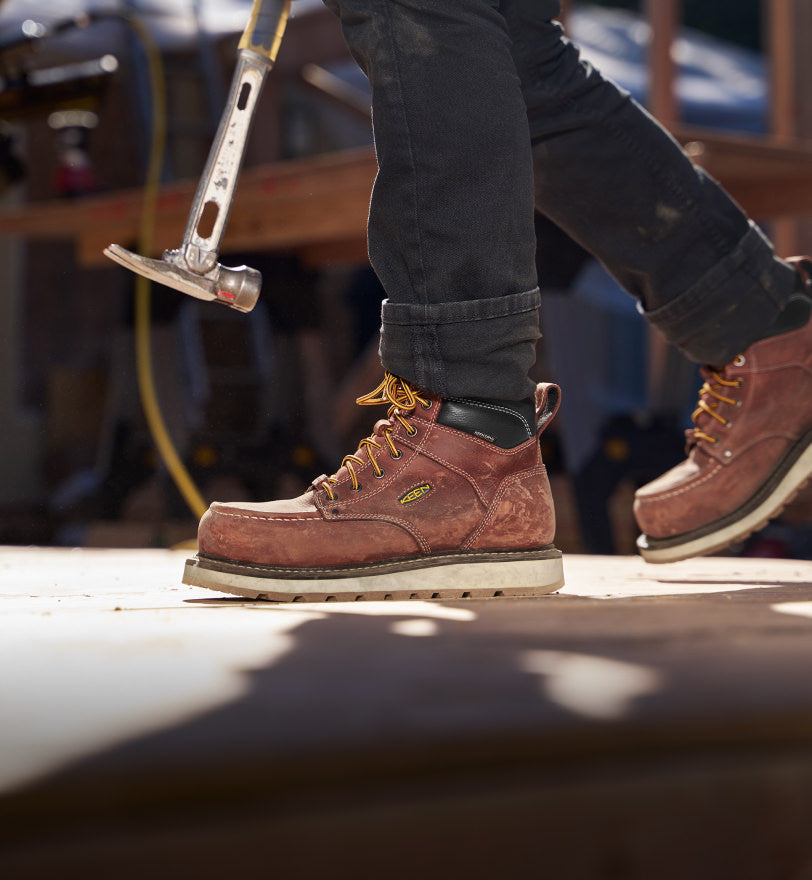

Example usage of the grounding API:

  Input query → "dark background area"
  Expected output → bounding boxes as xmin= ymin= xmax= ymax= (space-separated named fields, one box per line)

xmin=587 ymin=0 xmax=762 ymax=50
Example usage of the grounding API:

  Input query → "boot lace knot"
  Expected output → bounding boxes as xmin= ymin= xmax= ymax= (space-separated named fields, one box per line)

xmin=319 ymin=373 xmax=430 ymax=500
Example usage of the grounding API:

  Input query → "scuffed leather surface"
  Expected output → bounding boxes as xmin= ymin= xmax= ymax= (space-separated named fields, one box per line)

xmin=465 ymin=467 xmax=556 ymax=550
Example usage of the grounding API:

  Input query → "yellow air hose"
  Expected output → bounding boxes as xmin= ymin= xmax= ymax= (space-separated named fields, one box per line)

xmin=126 ymin=15 xmax=209 ymax=524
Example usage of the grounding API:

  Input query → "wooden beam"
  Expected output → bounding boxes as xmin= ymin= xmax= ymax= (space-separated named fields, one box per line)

xmin=645 ymin=0 xmax=680 ymax=127
xmin=767 ymin=0 xmax=812 ymax=255
xmin=644 ymin=0 xmax=681 ymax=415
xmin=770 ymin=0 xmax=796 ymax=142
xmin=3 ymin=128 xmax=812 ymax=270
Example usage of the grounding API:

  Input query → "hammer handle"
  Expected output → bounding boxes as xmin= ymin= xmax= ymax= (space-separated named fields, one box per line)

xmin=239 ymin=0 xmax=291 ymax=63
xmin=180 ymin=0 xmax=292 ymax=274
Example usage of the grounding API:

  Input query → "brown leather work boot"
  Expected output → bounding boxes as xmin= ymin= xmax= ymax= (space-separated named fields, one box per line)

xmin=184 ymin=373 xmax=564 ymax=601
xmin=635 ymin=259 xmax=812 ymax=563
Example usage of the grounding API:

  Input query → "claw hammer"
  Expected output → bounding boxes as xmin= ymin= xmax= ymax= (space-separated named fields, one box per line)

xmin=105 ymin=0 xmax=292 ymax=312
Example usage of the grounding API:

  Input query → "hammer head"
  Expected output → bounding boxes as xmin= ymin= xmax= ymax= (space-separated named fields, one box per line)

xmin=104 ymin=244 xmax=261 ymax=313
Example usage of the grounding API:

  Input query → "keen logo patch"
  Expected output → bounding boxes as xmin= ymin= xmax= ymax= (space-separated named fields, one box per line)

xmin=399 ymin=484 xmax=431 ymax=505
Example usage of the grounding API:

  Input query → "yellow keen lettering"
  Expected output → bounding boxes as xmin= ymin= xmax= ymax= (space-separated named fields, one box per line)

xmin=399 ymin=484 xmax=431 ymax=504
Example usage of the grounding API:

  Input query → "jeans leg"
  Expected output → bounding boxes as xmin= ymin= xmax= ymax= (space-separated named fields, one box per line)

xmin=503 ymin=0 xmax=797 ymax=365
xmin=323 ymin=0 xmax=540 ymax=399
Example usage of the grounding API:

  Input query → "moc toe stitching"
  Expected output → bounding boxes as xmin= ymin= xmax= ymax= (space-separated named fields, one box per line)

xmin=637 ymin=462 xmax=723 ymax=504
xmin=211 ymin=510 xmax=322 ymax=522
xmin=634 ymin=462 xmax=723 ymax=538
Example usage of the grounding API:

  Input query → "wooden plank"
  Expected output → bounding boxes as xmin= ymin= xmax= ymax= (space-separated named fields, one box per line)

xmin=0 ymin=148 xmax=378 ymax=268
xmin=679 ymin=127 xmax=812 ymax=218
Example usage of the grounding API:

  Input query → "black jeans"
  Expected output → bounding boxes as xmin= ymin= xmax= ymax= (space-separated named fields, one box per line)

xmin=323 ymin=0 xmax=796 ymax=399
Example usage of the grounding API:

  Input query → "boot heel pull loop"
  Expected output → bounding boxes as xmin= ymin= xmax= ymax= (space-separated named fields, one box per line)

xmin=535 ymin=383 xmax=562 ymax=432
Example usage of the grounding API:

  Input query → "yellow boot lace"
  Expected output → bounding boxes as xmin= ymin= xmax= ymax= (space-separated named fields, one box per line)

xmin=689 ymin=364 xmax=744 ymax=445
xmin=319 ymin=372 xmax=431 ymax=500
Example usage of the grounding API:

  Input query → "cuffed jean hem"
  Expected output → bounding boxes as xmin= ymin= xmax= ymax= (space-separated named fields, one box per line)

xmin=640 ymin=222 xmax=798 ymax=365
xmin=380 ymin=288 xmax=542 ymax=400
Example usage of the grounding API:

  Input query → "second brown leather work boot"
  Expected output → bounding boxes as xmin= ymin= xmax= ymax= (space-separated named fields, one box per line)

xmin=184 ymin=373 xmax=564 ymax=601
xmin=635 ymin=258 xmax=812 ymax=563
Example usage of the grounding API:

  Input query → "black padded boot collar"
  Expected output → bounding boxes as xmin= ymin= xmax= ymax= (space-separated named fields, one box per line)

xmin=750 ymin=258 xmax=812 ymax=345
xmin=772 ymin=272 xmax=812 ymax=333
xmin=436 ymin=396 xmax=537 ymax=449
xmin=769 ymin=259 xmax=812 ymax=335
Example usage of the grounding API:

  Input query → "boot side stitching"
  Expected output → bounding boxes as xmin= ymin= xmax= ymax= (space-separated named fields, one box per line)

xmin=418 ymin=428 xmax=542 ymax=507
xmin=212 ymin=509 xmax=430 ymax=552
xmin=308 ymin=511 xmax=432 ymax=553
xmin=741 ymin=362 xmax=812 ymax=377
xmin=710 ymin=433 xmax=800 ymax=466
xmin=462 ymin=467 xmax=549 ymax=550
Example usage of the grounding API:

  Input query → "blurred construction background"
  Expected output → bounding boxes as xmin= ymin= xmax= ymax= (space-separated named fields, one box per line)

xmin=0 ymin=0 xmax=809 ymax=557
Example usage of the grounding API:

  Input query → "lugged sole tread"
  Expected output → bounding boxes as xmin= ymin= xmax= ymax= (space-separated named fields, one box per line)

xmin=183 ymin=550 xmax=564 ymax=602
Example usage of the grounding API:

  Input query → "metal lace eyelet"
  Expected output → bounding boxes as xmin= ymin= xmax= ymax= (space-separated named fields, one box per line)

xmin=406 ymin=426 xmax=417 ymax=436
xmin=421 ymin=400 xmax=432 ymax=410
xmin=390 ymin=449 xmax=403 ymax=460
xmin=351 ymin=483 xmax=362 ymax=492
xmin=733 ymin=355 xmax=746 ymax=367
xmin=331 ymin=508 xmax=340 ymax=515
xmin=374 ymin=469 xmax=386 ymax=479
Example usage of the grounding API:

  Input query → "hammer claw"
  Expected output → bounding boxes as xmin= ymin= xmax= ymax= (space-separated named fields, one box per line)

xmin=103 ymin=244 xmax=261 ymax=313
